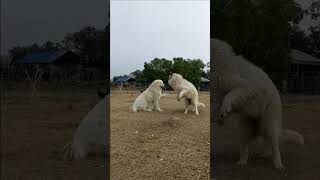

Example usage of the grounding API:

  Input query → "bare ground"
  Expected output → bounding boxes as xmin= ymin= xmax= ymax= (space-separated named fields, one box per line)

xmin=110 ymin=91 xmax=210 ymax=180
xmin=1 ymin=88 xmax=108 ymax=180
xmin=2 ymin=88 xmax=319 ymax=180
xmin=213 ymin=95 xmax=320 ymax=180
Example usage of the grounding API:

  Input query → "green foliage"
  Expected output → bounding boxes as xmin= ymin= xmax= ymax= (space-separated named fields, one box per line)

xmin=62 ymin=26 xmax=108 ymax=69
xmin=289 ymin=1 xmax=320 ymax=59
xmin=130 ymin=58 xmax=206 ymax=88
xmin=9 ymin=26 xmax=109 ymax=73
xmin=130 ymin=70 xmax=146 ymax=83
xmin=143 ymin=58 xmax=173 ymax=83
xmin=172 ymin=58 xmax=205 ymax=88
xmin=211 ymin=0 xmax=304 ymax=73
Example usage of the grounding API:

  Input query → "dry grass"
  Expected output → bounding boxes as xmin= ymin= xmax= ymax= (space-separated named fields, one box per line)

xmin=111 ymin=91 xmax=210 ymax=180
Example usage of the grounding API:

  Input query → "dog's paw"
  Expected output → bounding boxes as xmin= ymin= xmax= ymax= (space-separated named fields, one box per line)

xmin=274 ymin=163 xmax=285 ymax=171
xmin=236 ymin=160 xmax=247 ymax=166
xmin=259 ymin=151 xmax=272 ymax=158
xmin=220 ymin=102 xmax=232 ymax=118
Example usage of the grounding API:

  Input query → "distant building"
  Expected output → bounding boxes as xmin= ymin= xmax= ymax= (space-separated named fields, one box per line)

xmin=290 ymin=49 xmax=320 ymax=76
xmin=12 ymin=51 xmax=80 ymax=68
xmin=200 ymin=77 xmax=210 ymax=91
xmin=114 ymin=75 xmax=136 ymax=85
xmin=10 ymin=51 xmax=83 ymax=82
xmin=285 ymin=49 xmax=320 ymax=94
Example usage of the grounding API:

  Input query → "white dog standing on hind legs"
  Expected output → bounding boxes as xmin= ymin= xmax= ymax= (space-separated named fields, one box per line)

xmin=168 ymin=73 xmax=205 ymax=115
xmin=211 ymin=38 xmax=304 ymax=170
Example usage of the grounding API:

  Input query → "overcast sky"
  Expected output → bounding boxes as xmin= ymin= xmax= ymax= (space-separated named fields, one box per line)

xmin=1 ymin=0 xmax=109 ymax=55
xmin=110 ymin=1 xmax=210 ymax=78
xmin=1 ymin=0 xmax=318 ymax=68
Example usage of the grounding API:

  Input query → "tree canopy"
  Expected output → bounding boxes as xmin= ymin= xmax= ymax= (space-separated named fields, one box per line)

xmin=211 ymin=0 xmax=304 ymax=73
xmin=115 ymin=58 xmax=207 ymax=88
xmin=9 ymin=26 xmax=109 ymax=72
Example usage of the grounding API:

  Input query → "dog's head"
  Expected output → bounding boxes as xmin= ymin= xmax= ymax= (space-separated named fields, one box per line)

xmin=151 ymin=79 xmax=165 ymax=89
xmin=168 ymin=73 xmax=183 ymax=86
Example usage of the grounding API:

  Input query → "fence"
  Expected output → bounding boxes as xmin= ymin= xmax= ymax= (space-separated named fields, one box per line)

xmin=268 ymin=72 xmax=320 ymax=96
xmin=1 ymin=65 xmax=108 ymax=89
xmin=2 ymin=65 xmax=320 ymax=95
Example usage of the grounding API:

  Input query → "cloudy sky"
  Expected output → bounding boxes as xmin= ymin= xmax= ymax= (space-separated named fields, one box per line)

xmin=110 ymin=1 xmax=210 ymax=78
xmin=1 ymin=0 xmax=318 ymax=69
xmin=1 ymin=0 xmax=109 ymax=55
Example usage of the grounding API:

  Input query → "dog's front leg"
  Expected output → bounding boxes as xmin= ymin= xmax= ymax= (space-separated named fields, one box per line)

xmin=178 ymin=89 xmax=187 ymax=101
xmin=154 ymin=98 xmax=163 ymax=112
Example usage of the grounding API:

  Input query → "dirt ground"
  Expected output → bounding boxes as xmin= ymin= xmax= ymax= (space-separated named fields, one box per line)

xmin=1 ymin=88 xmax=108 ymax=180
xmin=110 ymin=91 xmax=210 ymax=180
xmin=213 ymin=95 xmax=320 ymax=180
xmin=3 ymin=87 xmax=320 ymax=180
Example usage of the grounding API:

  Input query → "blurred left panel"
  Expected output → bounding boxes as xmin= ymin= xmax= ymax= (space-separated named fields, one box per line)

xmin=0 ymin=0 xmax=110 ymax=179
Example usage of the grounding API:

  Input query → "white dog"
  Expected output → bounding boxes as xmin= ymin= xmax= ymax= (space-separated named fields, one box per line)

xmin=211 ymin=38 xmax=304 ymax=170
xmin=168 ymin=73 xmax=205 ymax=115
xmin=132 ymin=79 xmax=165 ymax=112
xmin=64 ymin=94 xmax=108 ymax=160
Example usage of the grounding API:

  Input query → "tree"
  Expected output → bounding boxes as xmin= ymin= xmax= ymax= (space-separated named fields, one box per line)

xmin=289 ymin=1 xmax=320 ymax=58
xmin=130 ymin=70 xmax=146 ymax=83
xmin=143 ymin=58 xmax=173 ymax=83
xmin=306 ymin=1 xmax=320 ymax=58
xmin=308 ymin=26 xmax=320 ymax=58
xmin=201 ymin=62 xmax=210 ymax=79
xmin=62 ymin=26 xmax=107 ymax=68
xmin=172 ymin=58 xmax=205 ymax=88
xmin=211 ymin=0 xmax=304 ymax=73
xmin=139 ymin=57 xmax=205 ymax=88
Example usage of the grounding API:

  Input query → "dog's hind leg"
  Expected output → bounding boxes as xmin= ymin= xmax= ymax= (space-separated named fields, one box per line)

xmin=263 ymin=104 xmax=284 ymax=170
xmin=237 ymin=117 xmax=257 ymax=165
xmin=154 ymin=98 xmax=163 ymax=112
xmin=183 ymin=98 xmax=191 ymax=114
xmin=192 ymin=98 xmax=199 ymax=116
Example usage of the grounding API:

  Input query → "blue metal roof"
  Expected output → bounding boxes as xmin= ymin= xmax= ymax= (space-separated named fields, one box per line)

xmin=16 ymin=51 xmax=67 ymax=64
xmin=114 ymin=76 xmax=135 ymax=84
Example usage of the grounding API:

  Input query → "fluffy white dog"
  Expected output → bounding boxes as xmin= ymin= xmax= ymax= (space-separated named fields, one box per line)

xmin=168 ymin=73 xmax=205 ymax=115
xmin=132 ymin=79 xmax=165 ymax=112
xmin=211 ymin=38 xmax=304 ymax=170
xmin=64 ymin=94 xmax=108 ymax=160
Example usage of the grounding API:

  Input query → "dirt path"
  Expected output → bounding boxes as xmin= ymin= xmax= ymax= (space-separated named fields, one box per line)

xmin=111 ymin=91 xmax=210 ymax=180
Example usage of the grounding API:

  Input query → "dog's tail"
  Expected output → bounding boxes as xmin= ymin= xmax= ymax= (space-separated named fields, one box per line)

xmin=197 ymin=102 xmax=205 ymax=108
xmin=280 ymin=129 xmax=304 ymax=146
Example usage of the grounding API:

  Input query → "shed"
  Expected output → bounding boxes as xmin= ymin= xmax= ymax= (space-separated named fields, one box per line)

xmin=114 ymin=76 xmax=136 ymax=85
xmin=14 ymin=51 xmax=80 ymax=66
xmin=200 ymin=77 xmax=210 ymax=91
xmin=290 ymin=49 xmax=320 ymax=76
xmin=283 ymin=49 xmax=320 ymax=94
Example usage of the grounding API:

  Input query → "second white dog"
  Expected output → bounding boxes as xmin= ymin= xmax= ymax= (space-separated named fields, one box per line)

xmin=168 ymin=73 xmax=205 ymax=115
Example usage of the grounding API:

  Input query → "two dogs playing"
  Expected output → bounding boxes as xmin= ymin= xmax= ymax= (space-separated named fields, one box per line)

xmin=131 ymin=73 xmax=205 ymax=115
